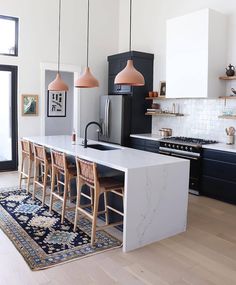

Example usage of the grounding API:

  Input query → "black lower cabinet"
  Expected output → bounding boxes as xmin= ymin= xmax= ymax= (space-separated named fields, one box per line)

xmin=201 ymin=149 xmax=236 ymax=204
xmin=129 ymin=137 xmax=159 ymax=153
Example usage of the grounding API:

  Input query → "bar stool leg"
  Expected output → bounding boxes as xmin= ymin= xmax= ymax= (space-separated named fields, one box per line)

xmin=27 ymin=159 xmax=32 ymax=194
xmin=19 ymin=156 xmax=25 ymax=190
xmin=104 ymin=192 xmax=109 ymax=225
xmin=91 ymin=191 xmax=100 ymax=246
xmin=42 ymin=164 xmax=48 ymax=206
xmin=32 ymin=160 xmax=39 ymax=200
xmin=74 ymin=181 xmax=82 ymax=232
xmin=90 ymin=187 xmax=94 ymax=214
xmin=49 ymin=168 xmax=56 ymax=213
xmin=61 ymin=173 xmax=69 ymax=223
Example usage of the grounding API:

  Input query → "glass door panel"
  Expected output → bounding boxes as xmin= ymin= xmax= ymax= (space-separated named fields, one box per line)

xmin=0 ymin=71 xmax=12 ymax=161
xmin=0 ymin=65 xmax=18 ymax=171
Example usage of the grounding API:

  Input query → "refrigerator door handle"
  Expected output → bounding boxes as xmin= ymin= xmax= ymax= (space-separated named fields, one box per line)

xmin=106 ymin=99 xmax=110 ymax=137
xmin=104 ymin=98 xmax=108 ymax=137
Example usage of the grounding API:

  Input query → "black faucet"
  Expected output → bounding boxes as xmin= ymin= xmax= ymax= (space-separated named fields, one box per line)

xmin=83 ymin=121 xmax=102 ymax=148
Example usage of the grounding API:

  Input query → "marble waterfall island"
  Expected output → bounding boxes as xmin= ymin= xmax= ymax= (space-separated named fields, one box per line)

xmin=25 ymin=135 xmax=190 ymax=252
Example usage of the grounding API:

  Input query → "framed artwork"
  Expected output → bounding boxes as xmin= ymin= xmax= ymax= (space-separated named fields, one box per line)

xmin=47 ymin=91 xmax=67 ymax=117
xmin=22 ymin=94 xmax=38 ymax=116
xmin=159 ymin=81 xmax=166 ymax=97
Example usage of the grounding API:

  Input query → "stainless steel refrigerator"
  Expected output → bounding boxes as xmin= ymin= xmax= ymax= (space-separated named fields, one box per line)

xmin=99 ymin=95 xmax=131 ymax=145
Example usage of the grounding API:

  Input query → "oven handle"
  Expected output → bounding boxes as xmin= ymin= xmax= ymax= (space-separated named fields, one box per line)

xmin=159 ymin=150 xmax=199 ymax=160
xmin=171 ymin=153 xmax=199 ymax=160
xmin=159 ymin=150 xmax=171 ymax=155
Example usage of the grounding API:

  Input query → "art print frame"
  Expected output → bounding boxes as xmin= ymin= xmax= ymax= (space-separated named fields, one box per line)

xmin=47 ymin=91 xmax=67 ymax=117
xmin=159 ymin=81 xmax=166 ymax=97
xmin=21 ymin=94 xmax=39 ymax=116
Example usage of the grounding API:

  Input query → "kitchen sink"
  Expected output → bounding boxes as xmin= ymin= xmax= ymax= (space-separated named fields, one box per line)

xmin=87 ymin=144 xmax=118 ymax=151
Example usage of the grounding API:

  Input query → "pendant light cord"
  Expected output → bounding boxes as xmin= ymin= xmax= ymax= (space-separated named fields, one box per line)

xmin=57 ymin=0 xmax=61 ymax=73
xmin=129 ymin=0 xmax=132 ymax=52
xmin=86 ymin=0 xmax=90 ymax=67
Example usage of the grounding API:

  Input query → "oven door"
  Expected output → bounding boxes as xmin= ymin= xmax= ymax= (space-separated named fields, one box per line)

xmin=159 ymin=149 xmax=201 ymax=195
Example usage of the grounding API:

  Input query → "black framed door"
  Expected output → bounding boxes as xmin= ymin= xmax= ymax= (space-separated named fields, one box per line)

xmin=0 ymin=65 xmax=18 ymax=171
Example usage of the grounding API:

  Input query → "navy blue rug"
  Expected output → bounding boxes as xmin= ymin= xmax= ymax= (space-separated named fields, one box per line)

xmin=0 ymin=187 xmax=122 ymax=270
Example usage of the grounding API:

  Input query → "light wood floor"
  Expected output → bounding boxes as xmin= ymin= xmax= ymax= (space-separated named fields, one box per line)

xmin=0 ymin=172 xmax=236 ymax=285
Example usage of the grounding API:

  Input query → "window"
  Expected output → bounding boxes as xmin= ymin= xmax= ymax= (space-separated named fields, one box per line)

xmin=0 ymin=15 xmax=18 ymax=56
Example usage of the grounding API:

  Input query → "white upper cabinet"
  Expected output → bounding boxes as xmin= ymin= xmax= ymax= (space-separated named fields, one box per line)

xmin=166 ymin=9 xmax=227 ymax=98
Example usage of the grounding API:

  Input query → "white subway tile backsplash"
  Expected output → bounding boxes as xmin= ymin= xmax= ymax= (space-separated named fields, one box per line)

xmin=152 ymin=98 xmax=236 ymax=142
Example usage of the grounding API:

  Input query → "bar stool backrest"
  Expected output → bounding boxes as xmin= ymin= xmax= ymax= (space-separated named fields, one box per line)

xmin=21 ymin=139 xmax=30 ymax=155
xmin=51 ymin=150 xmax=66 ymax=172
xmin=33 ymin=144 xmax=46 ymax=162
xmin=76 ymin=158 xmax=97 ymax=187
xmin=21 ymin=139 xmax=34 ymax=159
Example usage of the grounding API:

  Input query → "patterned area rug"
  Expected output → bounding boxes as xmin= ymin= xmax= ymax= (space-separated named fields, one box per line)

xmin=0 ymin=186 xmax=122 ymax=270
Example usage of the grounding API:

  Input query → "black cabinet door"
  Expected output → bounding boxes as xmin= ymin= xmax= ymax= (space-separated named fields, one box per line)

xmin=129 ymin=137 xmax=159 ymax=153
xmin=201 ymin=149 xmax=236 ymax=204
xmin=145 ymin=140 xmax=160 ymax=153
xmin=129 ymin=137 xmax=146 ymax=151
xmin=202 ymin=175 xmax=236 ymax=204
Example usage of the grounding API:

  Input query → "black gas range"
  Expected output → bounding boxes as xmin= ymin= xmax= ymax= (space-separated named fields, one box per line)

xmin=159 ymin=136 xmax=218 ymax=195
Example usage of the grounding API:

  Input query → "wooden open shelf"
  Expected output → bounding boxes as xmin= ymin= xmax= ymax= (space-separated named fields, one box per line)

xmin=145 ymin=97 xmax=166 ymax=100
xmin=219 ymin=76 xmax=236 ymax=80
xmin=145 ymin=112 xmax=184 ymax=117
xmin=219 ymin=96 xmax=236 ymax=99
xmin=218 ymin=115 xmax=236 ymax=120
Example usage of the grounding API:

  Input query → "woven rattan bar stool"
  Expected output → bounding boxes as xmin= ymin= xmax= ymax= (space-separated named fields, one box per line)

xmin=74 ymin=157 xmax=124 ymax=246
xmin=32 ymin=144 xmax=52 ymax=205
xmin=19 ymin=139 xmax=34 ymax=193
xmin=50 ymin=150 xmax=77 ymax=223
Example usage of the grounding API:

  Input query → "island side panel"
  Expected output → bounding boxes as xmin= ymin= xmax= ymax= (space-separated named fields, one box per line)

xmin=123 ymin=160 xmax=190 ymax=252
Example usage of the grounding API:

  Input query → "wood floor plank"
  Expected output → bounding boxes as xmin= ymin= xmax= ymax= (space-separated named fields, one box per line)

xmin=1 ymin=172 xmax=236 ymax=284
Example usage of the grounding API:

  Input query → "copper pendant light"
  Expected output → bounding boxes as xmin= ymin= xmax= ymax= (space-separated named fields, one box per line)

xmin=48 ymin=0 xmax=68 ymax=92
xmin=75 ymin=0 xmax=99 ymax=88
xmin=114 ymin=0 xmax=145 ymax=86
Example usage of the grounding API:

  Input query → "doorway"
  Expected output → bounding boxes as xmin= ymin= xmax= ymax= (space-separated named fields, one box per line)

xmin=45 ymin=70 xmax=74 ymax=135
xmin=0 ymin=65 xmax=18 ymax=171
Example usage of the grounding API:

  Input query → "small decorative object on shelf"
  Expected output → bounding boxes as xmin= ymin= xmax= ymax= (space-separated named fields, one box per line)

xmin=231 ymin=88 xmax=236 ymax=95
xmin=148 ymin=91 xmax=158 ymax=98
xmin=225 ymin=64 xmax=235 ymax=77
xmin=72 ymin=129 xmax=76 ymax=145
xmin=159 ymin=81 xmax=166 ymax=97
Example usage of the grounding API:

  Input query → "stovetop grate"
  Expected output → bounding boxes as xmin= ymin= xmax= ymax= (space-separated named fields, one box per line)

xmin=161 ymin=136 xmax=218 ymax=145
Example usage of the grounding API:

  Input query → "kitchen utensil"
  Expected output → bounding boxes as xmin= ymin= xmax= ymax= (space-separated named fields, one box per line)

xmin=228 ymin=126 xmax=235 ymax=135
xmin=225 ymin=128 xmax=229 ymax=135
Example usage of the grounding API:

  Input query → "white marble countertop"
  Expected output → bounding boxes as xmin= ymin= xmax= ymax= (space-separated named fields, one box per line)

xmin=202 ymin=143 xmax=236 ymax=153
xmin=25 ymin=135 xmax=185 ymax=172
xmin=130 ymin=133 xmax=162 ymax=141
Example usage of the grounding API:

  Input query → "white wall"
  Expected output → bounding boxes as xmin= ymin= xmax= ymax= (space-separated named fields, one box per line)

xmin=119 ymin=0 xmax=236 ymax=140
xmin=119 ymin=0 xmax=236 ymax=89
xmin=0 ymin=0 xmax=119 ymax=141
